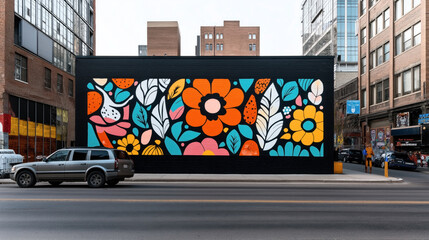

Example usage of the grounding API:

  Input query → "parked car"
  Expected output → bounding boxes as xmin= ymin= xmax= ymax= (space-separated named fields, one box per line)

xmin=375 ymin=151 xmax=417 ymax=170
xmin=0 ymin=149 xmax=23 ymax=178
xmin=10 ymin=148 xmax=134 ymax=188
xmin=338 ymin=148 xmax=363 ymax=164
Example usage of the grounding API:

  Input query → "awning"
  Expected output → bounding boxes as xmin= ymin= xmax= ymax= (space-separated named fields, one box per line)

xmin=391 ymin=125 xmax=421 ymax=136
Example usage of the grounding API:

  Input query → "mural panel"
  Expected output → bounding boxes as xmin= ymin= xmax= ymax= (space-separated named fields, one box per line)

xmin=76 ymin=57 xmax=334 ymax=173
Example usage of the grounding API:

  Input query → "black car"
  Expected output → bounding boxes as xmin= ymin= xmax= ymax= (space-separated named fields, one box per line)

xmin=338 ymin=149 xmax=363 ymax=164
xmin=375 ymin=152 xmax=417 ymax=170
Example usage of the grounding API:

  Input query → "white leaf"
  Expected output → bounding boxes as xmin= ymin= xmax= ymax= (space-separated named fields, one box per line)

xmin=150 ymin=97 xmax=170 ymax=139
xmin=136 ymin=78 xmax=158 ymax=106
xmin=159 ymin=78 xmax=171 ymax=92
xmin=255 ymin=83 xmax=283 ymax=151
xmin=309 ymin=79 xmax=324 ymax=105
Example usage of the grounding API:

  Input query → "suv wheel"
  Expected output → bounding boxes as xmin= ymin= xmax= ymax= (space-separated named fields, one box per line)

xmin=87 ymin=171 xmax=105 ymax=188
xmin=16 ymin=170 xmax=36 ymax=188
xmin=107 ymin=179 xmax=120 ymax=187
xmin=48 ymin=181 xmax=63 ymax=186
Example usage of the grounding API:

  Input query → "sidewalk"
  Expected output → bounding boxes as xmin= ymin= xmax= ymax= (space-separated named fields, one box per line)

xmin=0 ymin=169 xmax=403 ymax=184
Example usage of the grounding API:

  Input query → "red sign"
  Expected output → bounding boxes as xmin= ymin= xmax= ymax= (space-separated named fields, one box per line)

xmin=0 ymin=114 xmax=11 ymax=133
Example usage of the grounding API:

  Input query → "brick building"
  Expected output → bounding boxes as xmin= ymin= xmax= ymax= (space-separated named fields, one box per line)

xmin=358 ymin=0 xmax=425 ymax=155
xmin=147 ymin=21 xmax=180 ymax=56
xmin=200 ymin=21 xmax=259 ymax=56
xmin=0 ymin=0 xmax=95 ymax=161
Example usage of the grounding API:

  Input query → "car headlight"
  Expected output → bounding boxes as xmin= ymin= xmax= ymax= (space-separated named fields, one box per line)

xmin=11 ymin=166 xmax=16 ymax=172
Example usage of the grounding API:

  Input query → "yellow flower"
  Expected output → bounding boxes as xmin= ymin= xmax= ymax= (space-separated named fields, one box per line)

xmin=289 ymin=105 xmax=323 ymax=146
xmin=117 ymin=134 xmax=141 ymax=155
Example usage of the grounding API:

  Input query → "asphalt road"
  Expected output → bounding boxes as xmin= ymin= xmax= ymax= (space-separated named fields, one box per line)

xmin=1 ymin=165 xmax=429 ymax=240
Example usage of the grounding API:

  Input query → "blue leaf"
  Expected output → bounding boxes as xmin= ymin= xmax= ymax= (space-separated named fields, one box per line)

xmin=87 ymin=83 xmax=94 ymax=90
xmin=115 ymin=89 xmax=131 ymax=103
xmin=171 ymin=97 xmax=184 ymax=112
xmin=300 ymin=149 xmax=309 ymax=157
xmin=219 ymin=142 xmax=226 ymax=148
xmin=226 ymin=130 xmax=241 ymax=154
xmin=239 ymin=79 xmax=254 ymax=93
xmin=277 ymin=78 xmax=284 ymax=87
xmin=238 ymin=124 xmax=253 ymax=139
xmin=165 ymin=136 xmax=182 ymax=155
xmin=269 ymin=150 xmax=278 ymax=156
xmin=298 ymin=78 xmax=314 ymax=91
xmin=293 ymin=145 xmax=301 ymax=157
xmin=132 ymin=102 xmax=149 ymax=129
xmin=178 ymin=130 xmax=201 ymax=142
xmin=281 ymin=81 xmax=299 ymax=102
xmin=171 ymin=121 xmax=183 ymax=141
xmin=320 ymin=143 xmax=324 ymax=157
xmin=104 ymin=82 xmax=113 ymax=92
xmin=87 ymin=123 xmax=100 ymax=147
xmin=310 ymin=146 xmax=321 ymax=157
xmin=303 ymin=99 xmax=308 ymax=105
xmin=284 ymin=142 xmax=293 ymax=156
xmin=277 ymin=145 xmax=284 ymax=156
xmin=147 ymin=105 xmax=152 ymax=111
xmin=132 ymin=128 xmax=139 ymax=137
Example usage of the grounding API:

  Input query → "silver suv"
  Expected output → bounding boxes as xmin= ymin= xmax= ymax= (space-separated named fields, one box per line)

xmin=10 ymin=148 xmax=134 ymax=188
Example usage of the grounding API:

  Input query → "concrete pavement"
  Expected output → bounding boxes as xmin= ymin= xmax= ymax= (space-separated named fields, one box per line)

xmin=0 ymin=168 xmax=403 ymax=184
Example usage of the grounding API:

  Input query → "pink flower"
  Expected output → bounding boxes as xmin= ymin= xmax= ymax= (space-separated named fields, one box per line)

xmin=184 ymin=138 xmax=229 ymax=156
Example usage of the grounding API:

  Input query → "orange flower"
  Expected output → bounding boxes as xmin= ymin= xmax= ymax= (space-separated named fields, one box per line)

xmin=182 ymin=79 xmax=244 ymax=136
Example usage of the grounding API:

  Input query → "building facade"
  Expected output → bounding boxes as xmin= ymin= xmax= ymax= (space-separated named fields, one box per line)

xmin=200 ymin=21 xmax=260 ymax=56
xmin=0 ymin=0 xmax=95 ymax=162
xmin=147 ymin=21 xmax=180 ymax=56
xmin=358 ymin=0 xmax=425 ymax=155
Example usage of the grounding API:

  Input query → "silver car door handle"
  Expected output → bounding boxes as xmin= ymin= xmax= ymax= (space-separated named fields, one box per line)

xmin=80 ymin=163 xmax=86 ymax=165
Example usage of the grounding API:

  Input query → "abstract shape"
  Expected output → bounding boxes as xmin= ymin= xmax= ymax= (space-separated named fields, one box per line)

xmin=171 ymin=121 xmax=183 ymax=141
xmin=310 ymin=143 xmax=324 ymax=157
xmin=169 ymin=97 xmax=185 ymax=120
xmin=159 ymin=78 xmax=171 ymax=92
xmin=117 ymin=134 xmax=141 ymax=155
xmin=112 ymin=78 xmax=134 ymax=89
xmin=277 ymin=78 xmax=284 ymax=87
xmin=243 ymin=95 xmax=257 ymax=125
xmin=256 ymin=84 xmax=283 ymax=151
xmin=96 ymin=85 xmax=134 ymax=122
xmin=114 ymin=88 xmax=131 ymax=103
xmin=269 ymin=142 xmax=309 ymax=157
xmin=132 ymin=128 xmax=139 ymax=137
xmin=281 ymin=81 xmax=299 ymax=102
xmin=254 ymin=78 xmax=270 ymax=94
xmin=238 ymin=124 xmax=253 ymax=139
xmin=104 ymin=82 xmax=113 ymax=92
xmin=87 ymin=123 xmax=100 ymax=147
xmin=168 ymin=78 xmax=186 ymax=100
xmin=239 ymin=78 xmax=254 ymax=93
xmin=295 ymin=95 xmax=302 ymax=107
xmin=151 ymin=97 xmax=170 ymax=139
xmin=239 ymin=140 xmax=259 ymax=156
xmin=132 ymin=102 xmax=149 ymax=129
xmin=142 ymin=142 xmax=163 ymax=155
xmin=165 ymin=136 xmax=182 ymax=155
xmin=87 ymin=91 xmax=102 ymax=115
xmin=183 ymin=138 xmax=229 ymax=156
xmin=87 ymin=83 xmax=95 ymax=90
xmin=140 ymin=129 xmax=152 ymax=145
xmin=289 ymin=105 xmax=324 ymax=146
xmin=136 ymin=78 xmax=158 ymax=106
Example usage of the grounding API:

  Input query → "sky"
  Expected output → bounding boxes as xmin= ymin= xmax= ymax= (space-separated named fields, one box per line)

xmin=95 ymin=0 xmax=303 ymax=56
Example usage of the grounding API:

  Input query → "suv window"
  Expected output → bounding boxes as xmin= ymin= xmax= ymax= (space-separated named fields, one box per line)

xmin=72 ymin=150 xmax=88 ymax=161
xmin=114 ymin=150 xmax=130 ymax=160
xmin=47 ymin=150 xmax=69 ymax=162
xmin=90 ymin=150 xmax=109 ymax=160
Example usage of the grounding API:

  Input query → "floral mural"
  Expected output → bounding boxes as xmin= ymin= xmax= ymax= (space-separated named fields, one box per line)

xmin=86 ymin=77 xmax=325 ymax=158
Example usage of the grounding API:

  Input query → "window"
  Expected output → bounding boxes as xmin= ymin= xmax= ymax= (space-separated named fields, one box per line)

xmin=72 ymin=150 xmax=88 ymax=161
xmin=205 ymin=44 xmax=209 ymax=50
xmin=204 ymin=33 xmax=208 ymax=39
xmin=209 ymin=44 xmax=212 ymax=50
xmin=216 ymin=44 xmax=219 ymax=51
xmin=370 ymin=80 xmax=389 ymax=105
xmin=384 ymin=42 xmax=390 ymax=61
xmin=369 ymin=0 xmax=375 ymax=8
xmin=413 ymin=22 xmax=421 ymax=45
xmin=68 ymin=79 xmax=73 ymax=97
xmin=44 ymin=68 xmax=51 ymax=88
xmin=220 ymin=44 xmax=223 ymax=51
xmin=384 ymin=9 xmax=390 ymax=28
xmin=376 ymin=14 xmax=383 ymax=34
xmin=395 ymin=0 xmax=402 ymax=20
xmin=252 ymin=44 xmax=256 ymax=51
xmin=383 ymin=79 xmax=389 ymax=101
xmin=414 ymin=0 xmax=421 ymax=7
xmin=361 ymin=88 xmax=367 ymax=108
xmin=253 ymin=34 xmax=256 ymax=39
xmin=376 ymin=47 xmax=383 ymax=65
xmin=216 ymin=34 xmax=219 ymax=39
xmin=370 ymin=20 xmax=376 ymax=38
xmin=249 ymin=44 xmax=252 ymax=51
xmin=361 ymin=28 xmax=366 ymax=44
xmin=90 ymin=150 xmax=109 ymax=160
xmin=249 ymin=34 xmax=252 ymax=39
xmin=369 ymin=51 xmax=375 ymax=69
xmin=208 ymin=33 xmax=212 ymax=39
xmin=361 ymin=56 xmax=367 ymax=74
xmin=396 ymin=0 xmax=419 ymax=20
xmin=370 ymin=85 xmax=375 ymax=105
xmin=376 ymin=82 xmax=383 ymax=103
xmin=403 ymin=28 xmax=412 ymax=51
xmin=47 ymin=150 xmax=69 ymax=162
xmin=403 ymin=69 xmax=412 ymax=94
xmin=57 ymin=74 xmax=63 ymax=93
xmin=413 ymin=65 xmax=420 ymax=91
xmin=395 ymin=34 xmax=402 ymax=55
xmin=361 ymin=0 xmax=366 ymax=15
xmin=404 ymin=0 xmax=412 ymax=14
xmin=15 ymin=54 xmax=27 ymax=82
xmin=395 ymin=74 xmax=402 ymax=97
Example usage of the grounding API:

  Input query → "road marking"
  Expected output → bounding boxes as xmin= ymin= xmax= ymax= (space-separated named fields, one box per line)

xmin=0 ymin=198 xmax=429 ymax=205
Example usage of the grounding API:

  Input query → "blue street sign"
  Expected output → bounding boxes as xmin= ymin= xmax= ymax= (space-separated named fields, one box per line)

xmin=346 ymin=100 xmax=360 ymax=114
